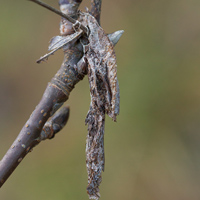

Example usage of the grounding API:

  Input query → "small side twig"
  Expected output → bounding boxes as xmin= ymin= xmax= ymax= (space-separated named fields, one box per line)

xmin=29 ymin=0 xmax=88 ymax=34
xmin=40 ymin=106 xmax=70 ymax=140
xmin=91 ymin=0 xmax=102 ymax=25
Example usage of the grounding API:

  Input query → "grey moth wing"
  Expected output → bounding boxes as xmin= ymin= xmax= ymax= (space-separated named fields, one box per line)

xmin=48 ymin=30 xmax=83 ymax=50
xmin=84 ymin=13 xmax=120 ymax=121
xmin=37 ymin=30 xmax=83 ymax=63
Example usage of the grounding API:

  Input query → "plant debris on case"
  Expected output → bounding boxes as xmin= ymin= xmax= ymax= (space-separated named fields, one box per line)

xmin=40 ymin=10 xmax=121 ymax=199
xmin=81 ymin=12 xmax=120 ymax=199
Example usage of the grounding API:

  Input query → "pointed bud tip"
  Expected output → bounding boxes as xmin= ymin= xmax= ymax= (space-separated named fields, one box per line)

xmin=108 ymin=30 xmax=124 ymax=46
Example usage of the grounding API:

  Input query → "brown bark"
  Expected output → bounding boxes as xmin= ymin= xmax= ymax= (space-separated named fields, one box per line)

xmin=0 ymin=43 xmax=84 ymax=187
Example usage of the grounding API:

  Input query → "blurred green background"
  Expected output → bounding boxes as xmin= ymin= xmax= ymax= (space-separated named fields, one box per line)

xmin=1 ymin=0 xmax=200 ymax=199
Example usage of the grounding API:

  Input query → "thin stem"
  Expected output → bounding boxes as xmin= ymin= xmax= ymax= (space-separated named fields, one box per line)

xmin=28 ymin=0 xmax=88 ymax=34
xmin=91 ymin=0 xmax=102 ymax=25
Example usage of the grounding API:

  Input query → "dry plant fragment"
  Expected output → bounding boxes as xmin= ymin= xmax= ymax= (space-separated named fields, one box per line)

xmin=80 ymin=12 xmax=120 ymax=199
xmin=83 ymin=12 xmax=120 ymax=121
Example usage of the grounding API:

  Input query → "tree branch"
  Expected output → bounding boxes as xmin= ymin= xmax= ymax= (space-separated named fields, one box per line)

xmin=91 ymin=0 xmax=102 ymax=25
xmin=0 ymin=0 xmax=85 ymax=187
xmin=0 ymin=43 xmax=84 ymax=187
xmin=0 ymin=1 xmax=124 ymax=198
xmin=0 ymin=107 xmax=70 ymax=187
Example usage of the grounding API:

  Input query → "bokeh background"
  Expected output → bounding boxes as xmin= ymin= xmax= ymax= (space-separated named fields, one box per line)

xmin=1 ymin=0 xmax=200 ymax=199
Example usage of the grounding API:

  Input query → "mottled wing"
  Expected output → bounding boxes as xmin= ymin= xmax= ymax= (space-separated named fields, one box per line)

xmin=86 ymin=13 xmax=119 ymax=121
xmin=37 ymin=30 xmax=83 ymax=63
xmin=48 ymin=36 xmax=65 ymax=51
xmin=48 ymin=30 xmax=83 ymax=51
xmin=83 ymin=12 xmax=120 ymax=200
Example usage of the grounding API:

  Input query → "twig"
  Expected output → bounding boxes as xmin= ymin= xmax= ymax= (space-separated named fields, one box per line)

xmin=91 ymin=0 xmax=102 ymax=25
xmin=29 ymin=0 xmax=88 ymax=34
xmin=40 ymin=106 xmax=70 ymax=140
xmin=0 ymin=43 xmax=84 ymax=187
xmin=0 ymin=0 xmax=85 ymax=187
